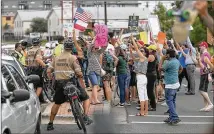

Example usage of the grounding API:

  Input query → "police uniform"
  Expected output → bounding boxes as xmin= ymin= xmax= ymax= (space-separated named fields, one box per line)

xmin=11 ymin=50 xmax=26 ymax=66
xmin=49 ymin=51 xmax=89 ymax=105
xmin=26 ymin=46 xmax=44 ymax=88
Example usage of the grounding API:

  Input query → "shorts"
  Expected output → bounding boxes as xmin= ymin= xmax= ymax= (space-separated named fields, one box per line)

xmin=54 ymin=80 xmax=89 ymax=105
xmin=129 ymin=72 xmax=137 ymax=87
xmin=199 ymin=74 xmax=209 ymax=92
xmin=30 ymin=67 xmax=43 ymax=88
xmin=88 ymin=71 xmax=101 ymax=86
xmin=125 ymin=73 xmax=131 ymax=89
xmin=102 ymin=72 xmax=113 ymax=81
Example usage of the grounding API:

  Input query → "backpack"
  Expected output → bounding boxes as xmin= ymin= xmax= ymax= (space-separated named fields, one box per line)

xmin=102 ymin=52 xmax=114 ymax=72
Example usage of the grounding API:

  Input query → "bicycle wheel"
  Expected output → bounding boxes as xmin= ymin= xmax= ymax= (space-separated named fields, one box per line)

xmin=70 ymin=101 xmax=82 ymax=130
xmin=72 ymin=99 xmax=87 ymax=134
xmin=42 ymin=69 xmax=55 ymax=102
xmin=43 ymin=81 xmax=55 ymax=102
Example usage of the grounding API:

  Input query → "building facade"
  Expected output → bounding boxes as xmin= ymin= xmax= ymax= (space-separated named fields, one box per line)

xmin=47 ymin=7 xmax=150 ymax=37
xmin=13 ymin=10 xmax=49 ymax=37
xmin=2 ymin=12 xmax=15 ymax=34
xmin=1 ymin=0 xmax=141 ymax=13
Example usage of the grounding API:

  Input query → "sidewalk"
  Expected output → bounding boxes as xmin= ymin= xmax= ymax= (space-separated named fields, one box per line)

xmin=41 ymin=88 xmax=111 ymax=123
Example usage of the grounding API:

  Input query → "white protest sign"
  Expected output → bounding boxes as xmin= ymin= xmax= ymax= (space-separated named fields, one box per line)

xmin=63 ymin=1 xmax=72 ymax=19
xmin=148 ymin=15 xmax=161 ymax=38
xmin=63 ymin=23 xmax=73 ymax=37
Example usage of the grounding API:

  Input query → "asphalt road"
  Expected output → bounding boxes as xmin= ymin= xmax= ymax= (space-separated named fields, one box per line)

xmin=41 ymin=69 xmax=214 ymax=133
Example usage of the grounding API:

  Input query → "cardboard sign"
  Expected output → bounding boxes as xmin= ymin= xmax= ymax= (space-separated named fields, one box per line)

xmin=63 ymin=23 xmax=73 ymax=37
xmin=94 ymin=24 xmax=108 ymax=47
xmin=157 ymin=32 xmax=166 ymax=45
xmin=148 ymin=15 xmax=161 ymax=38
xmin=140 ymin=32 xmax=148 ymax=44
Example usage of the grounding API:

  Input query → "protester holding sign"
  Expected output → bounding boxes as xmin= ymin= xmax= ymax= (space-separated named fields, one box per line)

xmin=87 ymin=31 xmax=108 ymax=105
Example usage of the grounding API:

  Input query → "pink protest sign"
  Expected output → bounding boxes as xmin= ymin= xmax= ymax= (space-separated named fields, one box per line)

xmin=94 ymin=24 xmax=108 ymax=47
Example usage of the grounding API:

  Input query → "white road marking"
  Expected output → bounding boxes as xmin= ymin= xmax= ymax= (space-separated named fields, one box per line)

xmin=130 ymin=121 xmax=213 ymax=125
xmin=129 ymin=115 xmax=214 ymax=118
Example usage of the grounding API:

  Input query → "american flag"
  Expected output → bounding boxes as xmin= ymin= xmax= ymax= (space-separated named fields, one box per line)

xmin=74 ymin=7 xmax=92 ymax=23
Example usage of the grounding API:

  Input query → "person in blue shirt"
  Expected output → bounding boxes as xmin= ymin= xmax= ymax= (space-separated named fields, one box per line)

xmin=161 ymin=49 xmax=183 ymax=125
xmin=177 ymin=45 xmax=190 ymax=92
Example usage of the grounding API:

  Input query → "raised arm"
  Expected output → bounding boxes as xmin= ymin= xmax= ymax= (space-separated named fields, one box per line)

xmin=73 ymin=30 xmax=84 ymax=58
xmin=177 ymin=44 xmax=188 ymax=58
xmin=131 ymin=34 xmax=146 ymax=60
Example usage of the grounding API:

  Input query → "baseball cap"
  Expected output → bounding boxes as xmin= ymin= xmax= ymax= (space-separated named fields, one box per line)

xmin=199 ymin=41 xmax=208 ymax=48
xmin=138 ymin=40 xmax=144 ymax=46
xmin=147 ymin=44 xmax=157 ymax=51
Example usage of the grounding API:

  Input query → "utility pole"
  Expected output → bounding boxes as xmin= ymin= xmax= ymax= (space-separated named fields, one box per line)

xmin=104 ymin=1 xmax=107 ymax=25
xmin=61 ymin=0 xmax=63 ymax=36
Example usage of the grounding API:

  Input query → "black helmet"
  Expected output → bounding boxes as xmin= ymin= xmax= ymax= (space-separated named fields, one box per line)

xmin=64 ymin=39 xmax=74 ymax=50
xmin=21 ymin=40 xmax=28 ymax=46
xmin=32 ymin=38 xmax=40 ymax=45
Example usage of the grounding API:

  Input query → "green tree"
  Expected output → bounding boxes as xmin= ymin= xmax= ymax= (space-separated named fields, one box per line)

xmin=190 ymin=17 xmax=207 ymax=45
xmin=30 ymin=17 xmax=47 ymax=33
xmin=25 ymin=28 xmax=31 ymax=35
xmin=153 ymin=2 xmax=173 ymax=39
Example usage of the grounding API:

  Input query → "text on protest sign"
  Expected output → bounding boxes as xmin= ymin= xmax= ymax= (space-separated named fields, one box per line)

xmin=95 ymin=24 xmax=108 ymax=47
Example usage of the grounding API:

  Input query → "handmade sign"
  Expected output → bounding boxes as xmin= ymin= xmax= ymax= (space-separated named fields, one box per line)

xmin=63 ymin=23 xmax=73 ymax=37
xmin=94 ymin=24 xmax=108 ymax=47
xmin=148 ymin=15 xmax=161 ymax=38
xmin=140 ymin=32 xmax=148 ymax=44
xmin=157 ymin=32 xmax=166 ymax=45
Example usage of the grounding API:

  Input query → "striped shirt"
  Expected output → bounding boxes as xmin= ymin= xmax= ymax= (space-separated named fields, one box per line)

xmin=87 ymin=44 xmax=107 ymax=75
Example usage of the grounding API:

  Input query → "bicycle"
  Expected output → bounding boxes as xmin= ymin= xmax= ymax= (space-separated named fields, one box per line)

xmin=42 ymin=67 xmax=55 ymax=102
xmin=63 ymin=76 xmax=87 ymax=134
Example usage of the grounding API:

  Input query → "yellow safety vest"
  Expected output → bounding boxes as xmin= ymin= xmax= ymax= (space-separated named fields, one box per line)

xmin=15 ymin=51 xmax=25 ymax=66
xmin=53 ymin=44 xmax=64 ymax=57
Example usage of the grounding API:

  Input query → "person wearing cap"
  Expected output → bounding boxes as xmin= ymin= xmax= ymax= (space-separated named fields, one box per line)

xmin=53 ymin=36 xmax=64 ymax=57
xmin=146 ymin=44 xmax=158 ymax=111
xmin=160 ymin=49 xmax=183 ymax=125
xmin=20 ymin=40 xmax=28 ymax=66
xmin=196 ymin=41 xmax=214 ymax=112
xmin=11 ymin=43 xmax=25 ymax=66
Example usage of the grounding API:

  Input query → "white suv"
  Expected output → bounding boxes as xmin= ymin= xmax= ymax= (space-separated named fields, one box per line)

xmin=1 ymin=56 xmax=41 ymax=134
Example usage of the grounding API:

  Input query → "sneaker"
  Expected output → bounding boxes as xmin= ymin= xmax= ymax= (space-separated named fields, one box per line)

xmin=164 ymin=110 xmax=170 ymax=115
xmin=83 ymin=115 xmax=93 ymax=125
xmin=161 ymin=102 xmax=167 ymax=107
xmin=164 ymin=118 xmax=171 ymax=123
xmin=47 ymin=122 xmax=54 ymax=131
xmin=125 ymin=102 xmax=131 ymax=106
xmin=205 ymin=104 xmax=214 ymax=111
xmin=118 ymin=103 xmax=125 ymax=107
xmin=168 ymin=119 xmax=181 ymax=125
xmin=136 ymin=106 xmax=141 ymax=110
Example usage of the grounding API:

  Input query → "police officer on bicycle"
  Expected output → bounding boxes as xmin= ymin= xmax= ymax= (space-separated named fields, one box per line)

xmin=26 ymin=38 xmax=46 ymax=97
xmin=46 ymin=39 xmax=93 ymax=131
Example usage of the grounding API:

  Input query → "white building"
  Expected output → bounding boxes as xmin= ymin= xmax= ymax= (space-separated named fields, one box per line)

xmin=13 ymin=10 xmax=50 ymax=37
xmin=47 ymin=7 xmax=150 ymax=36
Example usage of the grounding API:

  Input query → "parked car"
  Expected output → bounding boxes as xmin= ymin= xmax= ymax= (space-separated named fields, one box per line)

xmin=1 ymin=56 xmax=41 ymax=134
